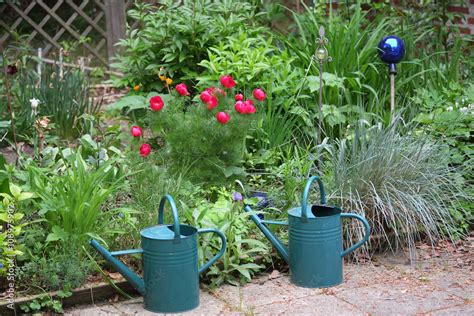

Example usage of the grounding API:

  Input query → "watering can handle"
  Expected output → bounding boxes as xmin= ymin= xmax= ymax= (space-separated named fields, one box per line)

xmin=340 ymin=213 xmax=371 ymax=257
xmin=197 ymin=228 xmax=227 ymax=274
xmin=301 ymin=176 xmax=327 ymax=222
xmin=157 ymin=194 xmax=181 ymax=241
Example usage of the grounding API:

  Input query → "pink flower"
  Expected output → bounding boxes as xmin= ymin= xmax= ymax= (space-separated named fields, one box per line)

xmin=200 ymin=90 xmax=212 ymax=103
xmin=220 ymin=75 xmax=236 ymax=89
xmin=139 ymin=143 xmax=151 ymax=157
xmin=175 ymin=83 xmax=189 ymax=96
xmin=235 ymin=93 xmax=244 ymax=101
xmin=200 ymin=90 xmax=218 ymax=109
xmin=247 ymin=105 xmax=256 ymax=114
xmin=216 ymin=112 xmax=230 ymax=125
xmin=131 ymin=126 xmax=142 ymax=137
xmin=234 ymin=101 xmax=246 ymax=114
xmin=206 ymin=96 xmax=218 ymax=110
xmin=253 ymin=88 xmax=266 ymax=101
xmin=150 ymin=95 xmax=164 ymax=111
xmin=243 ymin=100 xmax=256 ymax=114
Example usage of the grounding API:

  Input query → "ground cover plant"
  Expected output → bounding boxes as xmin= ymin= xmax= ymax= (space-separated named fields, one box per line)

xmin=0 ymin=1 xmax=472 ymax=312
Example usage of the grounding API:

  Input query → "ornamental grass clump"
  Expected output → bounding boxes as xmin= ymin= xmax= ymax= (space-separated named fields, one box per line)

xmin=325 ymin=120 xmax=469 ymax=258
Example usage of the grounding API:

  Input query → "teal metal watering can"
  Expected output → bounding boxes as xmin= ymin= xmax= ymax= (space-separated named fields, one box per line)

xmin=90 ymin=195 xmax=227 ymax=313
xmin=244 ymin=176 xmax=370 ymax=288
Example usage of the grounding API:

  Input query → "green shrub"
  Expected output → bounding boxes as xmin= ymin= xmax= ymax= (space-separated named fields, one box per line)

xmin=150 ymin=92 xmax=261 ymax=183
xmin=182 ymin=187 xmax=269 ymax=286
xmin=324 ymin=120 xmax=470 ymax=255
xmin=112 ymin=0 xmax=266 ymax=90
xmin=26 ymin=149 xmax=136 ymax=248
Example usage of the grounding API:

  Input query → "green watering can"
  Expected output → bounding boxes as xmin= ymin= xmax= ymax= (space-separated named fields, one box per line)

xmin=90 ymin=195 xmax=227 ymax=313
xmin=244 ymin=176 xmax=370 ymax=288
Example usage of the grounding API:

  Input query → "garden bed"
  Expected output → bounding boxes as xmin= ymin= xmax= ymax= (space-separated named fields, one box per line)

xmin=0 ymin=280 xmax=138 ymax=315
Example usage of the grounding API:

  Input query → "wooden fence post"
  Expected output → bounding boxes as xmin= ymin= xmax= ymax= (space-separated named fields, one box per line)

xmin=104 ymin=0 xmax=126 ymax=64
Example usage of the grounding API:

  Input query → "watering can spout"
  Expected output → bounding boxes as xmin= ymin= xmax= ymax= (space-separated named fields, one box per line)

xmin=90 ymin=239 xmax=146 ymax=295
xmin=244 ymin=205 xmax=289 ymax=263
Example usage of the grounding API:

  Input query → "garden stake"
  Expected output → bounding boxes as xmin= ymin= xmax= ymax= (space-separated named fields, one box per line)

xmin=314 ymin=26 xmax=331 ymax=148
xmin=90 ymin=194 xmax=227 ymax=313
xmin=244 ymin=176 xmax=370 ymax=288
xmin=378 ymin=36 xmax=405 ymax=120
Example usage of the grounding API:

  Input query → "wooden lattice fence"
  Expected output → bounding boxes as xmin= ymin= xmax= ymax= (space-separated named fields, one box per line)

xmin=0 ymin=0 xmax=139 ymax=67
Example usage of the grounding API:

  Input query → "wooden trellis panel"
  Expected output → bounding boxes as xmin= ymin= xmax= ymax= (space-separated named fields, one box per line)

xmin=0 ymin=0 xmax=131 ymax=67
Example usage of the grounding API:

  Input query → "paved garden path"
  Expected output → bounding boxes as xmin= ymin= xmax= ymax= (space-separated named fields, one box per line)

xmin=66 ymin=240 xmax=473 ymax=315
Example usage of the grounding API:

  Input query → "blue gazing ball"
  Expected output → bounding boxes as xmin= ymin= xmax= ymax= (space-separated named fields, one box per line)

xmin=378 ymin=36 xmax=405 ymax=64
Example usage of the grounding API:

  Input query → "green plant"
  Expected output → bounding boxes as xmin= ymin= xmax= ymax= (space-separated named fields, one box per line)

xmin=184 ymin=187 xmax=269 ymax=286
xmin=279 ymin=1 xmax=471 ymax=141
xmin=0 ymin=183 xmax=33 ymax=276
xmin=14 ymin=65 xmax=100 ymax=140
xmin=324 ymin=120 xmax=470 ymax=255
xmin=20 ymin=289 xmax=71 ymax=314
xmin=112 ymin=0 xmax=266 ymax=90
xmin=197 ymin=28 xmax=304 ymax=150
xmin=17 ymin=247 xmax=92 ymax=291
xmin=413 ymin=83 xmax=474 ymax=232
xmin=26 ymin=149 xmax=135 ymax=247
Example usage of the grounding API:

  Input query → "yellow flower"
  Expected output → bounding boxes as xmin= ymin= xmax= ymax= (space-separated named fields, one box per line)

xmin=166 ymin=78 xmax=173 ymax=85
xmin=159 ymin=75 xmax=166 ymax=81
xmin=133 ymin=85 xmax=140 ymax=91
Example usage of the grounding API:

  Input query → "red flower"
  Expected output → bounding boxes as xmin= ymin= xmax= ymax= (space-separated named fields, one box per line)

xmin=175 ymin=83 xmax=189 ymax=96
xmin=253 ymin=88 xmax=266 ymax=101
xmin=206 ymin=96 xmax=218 ymax=110
xmin=139 ymin=143 xmax=152 ymax=157
xmin=216 ymin=112 xmax=230 ymax=125
xmin=200 ymin=91 xmax=212 ymax=103
xmin=200 ymin=90 xmax=218 ymax=110
xmin=234 ymin=101 xmax=246 ymax=114
xmin=243 ymin=100 xmax=256 ymax=114
xmin=235 ymin=93 xmax=243 ymax=101
xmin=220 ymin=75 xmax=236 ymax=89
xmin=150 ymin=95 xmax=164 ymax=111
xmin=131 ymin=125 xmax=143 ymax=137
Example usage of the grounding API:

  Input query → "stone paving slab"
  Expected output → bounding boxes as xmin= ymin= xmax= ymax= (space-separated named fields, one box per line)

xmin=66 ymin=251 xmax=474 ymax=316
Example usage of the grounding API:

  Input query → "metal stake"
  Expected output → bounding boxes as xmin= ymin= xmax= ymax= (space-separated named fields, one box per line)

xmin=314 ymin=26 xmax=331 ymax=145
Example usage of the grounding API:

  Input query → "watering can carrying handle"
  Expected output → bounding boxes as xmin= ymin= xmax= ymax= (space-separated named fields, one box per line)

xmin=301 ymin=176 xmax=327 ymax=222
xmin=197 ymin=228 xmax=227 ymax=274
xmin=340 ymin=213 xmax=371 ymax=257
xmin=157 ymin=194 xmax=181 ymax=241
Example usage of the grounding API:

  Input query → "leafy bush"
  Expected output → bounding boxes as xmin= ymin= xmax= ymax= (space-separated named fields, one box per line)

xmin=0 ymin=184 xmax=33 ymax=276
xmin=26 ymin=149 xmax=135 ymax=247
xmin=114 ymin=76 xmax=267 ymax=184
xmin=324 ymin=121 xmax=470 ymax=255
xmin=183 ymin=187 xmax=269 ymax=286
xmin=112 ymin=0 xmax=266 ymax=90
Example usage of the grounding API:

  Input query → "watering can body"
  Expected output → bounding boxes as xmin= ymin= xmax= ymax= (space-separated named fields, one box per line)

xmin=90 ymin=195 xmax=227 ymax=313
xmin=245 ymin=176 xmax=371 ymax=288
